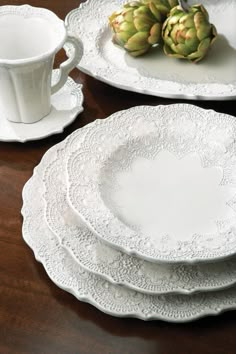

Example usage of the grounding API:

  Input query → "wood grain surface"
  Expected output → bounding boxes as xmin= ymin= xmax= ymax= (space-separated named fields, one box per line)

xmin=0 ymin=1 xmax=236 ymax=353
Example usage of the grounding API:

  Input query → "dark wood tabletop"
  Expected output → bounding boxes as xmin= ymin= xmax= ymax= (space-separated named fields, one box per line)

xmin=1 ymin=1 xmax=236 ymax=353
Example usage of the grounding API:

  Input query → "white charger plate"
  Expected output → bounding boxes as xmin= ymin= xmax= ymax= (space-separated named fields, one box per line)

xmin=43 ymin=129 xmax=236 ymax=295
xmin=67 ymin=104 xmax=236 ymax=264
xmin=0 ymin=70 xmax=84 ymax=142
xmin=22 ymin=138 xmax=236 ymax=322
xmin=66 ymin=0 xmax=236 ymax=100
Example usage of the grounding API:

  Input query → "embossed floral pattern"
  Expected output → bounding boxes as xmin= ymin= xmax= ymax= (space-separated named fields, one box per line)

xmin=22 ymin=140 xmax=236 ymax=321
xmin=43 ymin=127 xmax=236 ymax=294
xmin=67 ymin=105 xmax=236 ymax=263
xmin=65 ymin=0 xmax=236 ymax=100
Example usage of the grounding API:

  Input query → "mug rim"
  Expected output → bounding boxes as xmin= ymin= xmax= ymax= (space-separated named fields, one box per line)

xmin=0 ymin=4 xmax=67 ymax=66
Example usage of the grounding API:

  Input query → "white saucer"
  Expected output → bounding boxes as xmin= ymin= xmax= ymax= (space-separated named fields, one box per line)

xmin=0 ymin=70 xmax=84 ymax=142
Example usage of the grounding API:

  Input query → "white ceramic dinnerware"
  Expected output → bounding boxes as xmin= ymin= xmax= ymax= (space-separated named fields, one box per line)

xmin=19 ymin=0 xmax=236 ymax=323
xmin=67 ymin=104 xmax=236 ymax=264
xmin=0 ymin=5 xmax=82 ymax=123
xmin=43 ymin=127 xmax=236 ymax=295
xmin=66 ymin=0 xmax=236 ymax=100
xmin=22 ymin=126 xmax=236 ymax=322
xmin=0 ymin=70 xmax=84 ymax=142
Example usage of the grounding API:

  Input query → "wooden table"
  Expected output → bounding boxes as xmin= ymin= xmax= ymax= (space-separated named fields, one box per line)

xmin=1 ymin=1 xmax=236 ymax=353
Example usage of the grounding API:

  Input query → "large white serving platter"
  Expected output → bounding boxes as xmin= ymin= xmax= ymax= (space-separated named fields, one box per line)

xmin=67 ymin=104 xmax=236 ymax=263
xmin=43 ymin=128 xmax=236 ymax=295
xmin=66 ymin=0 xmax=236 ymax=100
xmin=21 ymin=137 xmax=236 ymax=322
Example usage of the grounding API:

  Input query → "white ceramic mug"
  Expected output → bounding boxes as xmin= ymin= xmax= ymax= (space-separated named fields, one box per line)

xmin=0 ymin=5 xmax=82 ymax=124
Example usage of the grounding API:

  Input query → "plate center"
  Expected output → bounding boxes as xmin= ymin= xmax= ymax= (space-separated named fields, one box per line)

xmin=99 ymin=0 xmax=236 ymax=86
xmin=100 ymin=150 xmax=235 ymax=241
xmin=100 ymin=29 xmax=236 ymax=84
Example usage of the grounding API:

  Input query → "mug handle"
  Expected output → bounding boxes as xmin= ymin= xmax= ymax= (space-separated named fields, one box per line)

xmin=51 ymin=35 xmax=83 ymax=95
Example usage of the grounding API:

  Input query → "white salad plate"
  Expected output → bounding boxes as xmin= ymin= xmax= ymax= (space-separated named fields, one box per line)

xmin=22 ymin=139 xmax=236 ymax=322
xmin=66 ymin=0 xmax=236 ymax=100
xmin=67 ymin=104 xmax=236 ymax=264
xmin=44 ymin=129 xmax=236 ymax=295
xmin=0 ymin=70 xmax=84 ymax=142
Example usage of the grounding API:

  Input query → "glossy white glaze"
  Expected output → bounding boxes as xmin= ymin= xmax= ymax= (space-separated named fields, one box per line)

xmin=0 ymin=5 xmax=82 ymax=123
xmin=66 ymin=0 xmax=236 ymax=100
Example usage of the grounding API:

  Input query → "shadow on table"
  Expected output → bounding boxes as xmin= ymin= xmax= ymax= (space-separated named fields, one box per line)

xmin=44 ymin=273 xmax=236 ymax=354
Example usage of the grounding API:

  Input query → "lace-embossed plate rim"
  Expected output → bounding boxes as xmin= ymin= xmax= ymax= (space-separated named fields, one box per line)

xmin=66 ymin=0 xmax=236 ymax=100
xmin=67 ymin=104 xmax=236 ymax=264
xmin=21 ymin=140 xmax=236 ymax=322
xmin=43 ymin=134 xmax=236 ymax=295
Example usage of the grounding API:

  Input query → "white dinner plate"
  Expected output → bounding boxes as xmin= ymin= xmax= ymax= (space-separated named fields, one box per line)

xmin=22 ymin=138 xmax=236 ymax=322
xmin=66 ymin=0 xmax=236 ymax=100
xmin=43 ymin=128 xmax=236 ymax=295
xmin=67 ymin=104 xmax=236 ymax=263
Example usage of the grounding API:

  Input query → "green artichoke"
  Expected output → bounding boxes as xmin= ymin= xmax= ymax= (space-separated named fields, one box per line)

xmin=141 ymin=0 xmax=179 ymax=11
xmin=162 ymin=4 xmax=217 ymax=63
xmin=109 ymin=1 xmax=179 ymax=57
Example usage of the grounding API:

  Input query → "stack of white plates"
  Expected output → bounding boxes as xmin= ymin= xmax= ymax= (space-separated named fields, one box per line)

xmin=22 ymin=104 xmax=236 ymax=322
